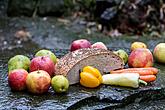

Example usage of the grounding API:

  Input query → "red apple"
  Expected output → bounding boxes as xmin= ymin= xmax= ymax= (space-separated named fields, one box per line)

xmin=91 ymin=42 xmax=107 ymax=50
xmin=26 ymin=70 xmax=51 ymax=94
xmin=70 ymin=39 xmax=91 ymax=51
xmin=128 ymin=48 xmax=153 ymax=68
xmin=8 ymin=69 xmax=28 ymax=91
xmin=30 ymin=56 xmax=55 ymax=77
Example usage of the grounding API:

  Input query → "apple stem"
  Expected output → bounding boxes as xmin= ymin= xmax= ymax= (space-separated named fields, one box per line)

xmin=41 ymin=56 xmax=44 ymax=59
xmin=37 ymin=69 xmax=40 ymax=74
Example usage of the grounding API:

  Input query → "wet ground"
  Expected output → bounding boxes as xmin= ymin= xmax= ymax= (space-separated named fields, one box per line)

xmin=0 ymin=16 xmax=165 ymax=110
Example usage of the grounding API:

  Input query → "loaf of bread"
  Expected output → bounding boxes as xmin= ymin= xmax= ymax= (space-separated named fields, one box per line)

xmin=55 ymin=48 xmax=124 ymax=85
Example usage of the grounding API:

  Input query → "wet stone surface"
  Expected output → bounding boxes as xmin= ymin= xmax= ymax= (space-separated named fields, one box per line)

xmin=0 ymin=17 xmax=165 ymax=109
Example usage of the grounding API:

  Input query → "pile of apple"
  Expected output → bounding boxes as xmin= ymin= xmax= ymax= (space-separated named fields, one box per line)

xmin=128 ymin=42 xmax=165 ymax=67
xmin=70 ymin=39 xmax=108 ymax=51
xmin=110 ymin=42 xmax=163 ymax=67
xmin=8 ymin=50 xmax=69 ymax=94
xmin=71 ymin=39 xmax=165 ymax=66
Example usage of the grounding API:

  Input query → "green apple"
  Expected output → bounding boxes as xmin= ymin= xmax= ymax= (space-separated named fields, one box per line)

xmin=51 ymin=75 xmax=69 ymax=93
xmin=113 ymin=49 xmax=128 ymax=65
xmin=153 ymin=43 xmax=165 ymax=63
xmin=8 ymin=55 xmax=30 ymax=72
xmin=35 ymin=49 xmax=57 ymax=64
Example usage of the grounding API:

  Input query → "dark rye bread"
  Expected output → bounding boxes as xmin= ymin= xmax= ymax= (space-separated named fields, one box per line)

xmin=55 ymin=48 xmax=124 ymax=85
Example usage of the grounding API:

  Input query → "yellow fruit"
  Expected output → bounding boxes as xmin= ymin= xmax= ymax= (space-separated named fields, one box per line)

xmin=80 ymin=72 xmax=100 ymax=88
xmin=83 ymin=66 xmax=103 ymax=83
xmin=154 ymin=43 xmax=165 ymax=63
xmin=131 ymin=42 xmax=147 ymax=51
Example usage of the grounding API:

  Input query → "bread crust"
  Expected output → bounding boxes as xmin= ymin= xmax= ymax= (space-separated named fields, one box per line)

xmin=55 ymin=48 xmax=124 ymax=84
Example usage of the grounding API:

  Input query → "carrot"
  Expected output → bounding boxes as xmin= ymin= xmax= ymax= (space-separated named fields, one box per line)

xmin=144 ymin=67 xmax=158 ymax=74
xmin=140 ymin=75 xmax=156 ymax=82
xmin=111 ymin=70 xmax=154 ymax=75
xmin=110 ymin=67 xmax=158 ymax=75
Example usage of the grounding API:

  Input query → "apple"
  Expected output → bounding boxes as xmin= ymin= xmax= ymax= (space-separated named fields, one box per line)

xmin=8 ymin=55 xmax=30 ymax=72
xmin=128 ymin=48 xmax=153 ymax=68
xmin=8 ymin=69 xmax=28 ymax=91
xmin=70 ymin=39 xmax=91 ymax=51
xmin=113 ymin=49 xmax=128 ymax=64
xmin=131 ymin=42 xmax=147 ymax=51
xmin=153 ymin=43 xmax=165 ymax=63
xmin=35 ymin=49 xmax=57 ymax=64
xmin=26 ymin=70 xmax=51 ymax=94
xmin=51 ymin=75 xmax=69 ymax=93
xmin=30 ymin=56 xmax=55 ymax=77
xmin=91 ymin=42 xmax=107 ymax=50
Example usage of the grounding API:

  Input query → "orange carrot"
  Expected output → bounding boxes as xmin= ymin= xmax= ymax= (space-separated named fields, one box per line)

xmin=110 ymin=67 xmax=158 ymax=75
xmin=144 ymin=67 xmax=158 ymax=74
xmin=111 ymin=70 xmax=154 ymax=75
xmin=140 ymin=75 xmax=156 ymax=82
